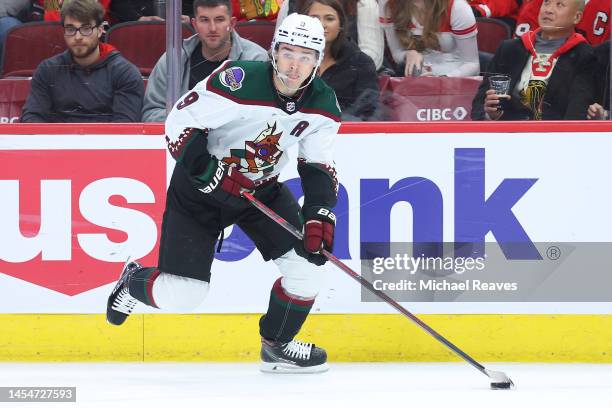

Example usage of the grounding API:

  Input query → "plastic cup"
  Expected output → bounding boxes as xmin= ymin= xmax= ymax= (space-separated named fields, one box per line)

xmin=489 ymin=75 xmax=510 ymax=95
xmin=489 ymin=75 xmax=510 ymax=111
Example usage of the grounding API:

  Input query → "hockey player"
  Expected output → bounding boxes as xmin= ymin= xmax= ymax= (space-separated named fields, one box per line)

xmin=106 ymin=13 xmax=340 ymax=373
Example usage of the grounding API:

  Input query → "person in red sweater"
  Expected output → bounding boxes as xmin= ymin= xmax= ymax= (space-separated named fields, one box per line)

xmin=469 ymin=0 xmax=519 ymax=19
xmin=515 ymin=0 xmax=609 ymax=44
xmin=575 ymin=0 xmax=609 ymax=44
xmin=514 ymin=0 xmax=543 ymax=36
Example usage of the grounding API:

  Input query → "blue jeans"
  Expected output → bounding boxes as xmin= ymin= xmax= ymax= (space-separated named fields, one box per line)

xmin=0 ymin=16 xmax=22 ymax=68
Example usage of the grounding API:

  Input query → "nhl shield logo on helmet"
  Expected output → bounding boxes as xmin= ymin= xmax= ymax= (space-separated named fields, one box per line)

xmin=220 ymin=67 xmax=246 ymax=91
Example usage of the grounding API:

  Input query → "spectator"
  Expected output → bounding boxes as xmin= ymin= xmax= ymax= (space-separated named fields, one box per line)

xmin=276 ymin=0 xmax=384 ymax=70
xmin=469 ymin=0 xmax=519 ymax=20
xmin=576 ymin=0 xmax=610 ymax=45
xmin=380 ymin=0 xmax=479 ymax=77
xmin=515 ymin=0 xmax=609 ymax=45
xmin=587 ymin=40 xmax=609 ymax=119
xmin=514 ymin=0 xmax=542 ymax=37
xmin=142 ymin=0 xmax=268 ymax=122
xmin=21 ymin=0 xmax=144 ymax=122
xmin=108 ymin=0 xmax=190 ymax=25
xmin=183 ymin=0 xmax=279 ymax=21
xmin=472 ymin=0 xmax=593 ymax=121
xmin=0 ymin=1 xmax=32 ymax=66
xmin=300 ymin=0 xmax=379 ymax=120
xmin=182 ymin=0 xmax=195 ymax=17
xmin=41 ymin=0 xmax=111 ymax=21
xmin=231 ymin=0 xmax=280 ymax=21
xmin=0 ymin=1 xmax=31 ymax=37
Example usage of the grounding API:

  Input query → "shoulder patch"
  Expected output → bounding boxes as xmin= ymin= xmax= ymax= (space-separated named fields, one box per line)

xmin=207 ymin=61 xmax=276 ymax=105
xmin=219 ymin=66 xmax=246 ymax=91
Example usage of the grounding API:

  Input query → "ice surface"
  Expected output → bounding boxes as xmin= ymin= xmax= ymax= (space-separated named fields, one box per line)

xmin=1 ymin=362 xmax=611 ymax=407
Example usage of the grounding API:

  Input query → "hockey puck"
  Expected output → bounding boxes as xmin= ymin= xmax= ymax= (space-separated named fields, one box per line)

xmin=490 ymin=381 xmax=513 ymax=390
xmin=485 ymin=369 xmax=514 ymax=390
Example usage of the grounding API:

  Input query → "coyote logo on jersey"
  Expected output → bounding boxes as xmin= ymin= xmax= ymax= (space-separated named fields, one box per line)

xmin=219 ymin=67 xmax=245 ymax=91
xmin=223 ymin=122 xmax=283 ymax=175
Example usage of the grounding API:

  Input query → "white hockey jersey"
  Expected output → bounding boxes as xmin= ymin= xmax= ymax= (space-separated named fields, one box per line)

xmin=165 ymin=60 xmax=341 ymax=195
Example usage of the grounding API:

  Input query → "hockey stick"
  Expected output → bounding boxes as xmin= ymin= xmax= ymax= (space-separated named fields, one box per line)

xmin=242 ymin=191 xmax=514 ymax=389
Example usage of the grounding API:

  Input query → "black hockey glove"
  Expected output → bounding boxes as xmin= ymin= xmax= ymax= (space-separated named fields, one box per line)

xmin=295 ymin=206 xmax=336 ymax=266
xmin=196 ymin=158 xmax=255 ymax=207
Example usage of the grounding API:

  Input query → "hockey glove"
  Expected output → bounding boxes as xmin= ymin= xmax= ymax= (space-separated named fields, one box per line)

xmin=196 ymin=158 xmax=255 ymax=206
xmin=296 ymin=206 xmax=336 ymax=266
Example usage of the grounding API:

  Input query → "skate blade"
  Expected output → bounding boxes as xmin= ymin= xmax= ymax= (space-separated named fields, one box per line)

xmin=107 ymin=258 xmax=130 ymax=299
xmin=260 ymin=361 xmax=329 ymax=374
xmin=120 ymin=256 xmax=133 ymax=276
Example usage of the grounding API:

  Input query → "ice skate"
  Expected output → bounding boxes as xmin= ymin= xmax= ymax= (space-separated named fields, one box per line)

xmin=106 ymin=260 xmax=142 ymax=326
xmin=260 ymin=338 xmax=329 ymax=373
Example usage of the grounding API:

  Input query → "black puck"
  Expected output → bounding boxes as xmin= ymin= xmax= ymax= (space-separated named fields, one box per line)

xmin=490 ymin=381 xmax=513 ymax=390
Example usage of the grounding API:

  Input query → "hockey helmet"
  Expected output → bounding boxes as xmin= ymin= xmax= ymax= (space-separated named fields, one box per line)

xmin=272 ymin=13 xmax=325 ymax=66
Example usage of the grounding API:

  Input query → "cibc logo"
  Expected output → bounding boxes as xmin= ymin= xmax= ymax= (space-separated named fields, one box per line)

xmin=0 ymin=150 xmax=166 ymax=295
xmin=416 ymin=107 xmax=468 ymax=121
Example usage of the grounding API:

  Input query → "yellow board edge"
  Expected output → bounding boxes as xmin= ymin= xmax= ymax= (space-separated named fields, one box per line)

xmin=1 ymin=314 xmax=610 ymax=362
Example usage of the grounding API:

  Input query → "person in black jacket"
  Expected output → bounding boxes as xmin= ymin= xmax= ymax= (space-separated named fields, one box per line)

xmin=301 ymin=0 xmax=379 ymax=121
xmin=587 ymin=40 xmax=609 ymax=119
xmin=21 ymin=0 xmax=144 ymax=123
xmin=471 ymin=0 xmax=594 ymax=121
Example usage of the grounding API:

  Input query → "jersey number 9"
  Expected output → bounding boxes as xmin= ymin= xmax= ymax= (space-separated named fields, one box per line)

xmin=177 ymin=92 xmax=199 ymax=110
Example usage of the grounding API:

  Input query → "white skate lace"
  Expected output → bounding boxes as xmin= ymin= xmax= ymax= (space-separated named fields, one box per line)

xmin=283 ymin=340 xmax=313 ymax=360
xmin=112 ymin=287 xmax=138 ymax=315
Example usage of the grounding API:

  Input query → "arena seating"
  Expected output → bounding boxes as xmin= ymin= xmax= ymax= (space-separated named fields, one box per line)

xmin=0 ymin=15 xmax=509 ymax=123
xmin=476 ymin=17 xmax=512 ymax=54
xmin=379 ymin=76 xmax=482 ymax=121
xmin=0 ymin=78 xmax=31 ymax=123
xmin=0 ymin=78 xmax=149 ymax=123
xmin=1 ymin=22 xmax=66 ymax=78
xmin=0 ymin=75 xmax=483 ymax=123
xmin=106 ymin=22 xmax=195 ymax=76
xmin=235 ymin=21 xmax=276 ymax=50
